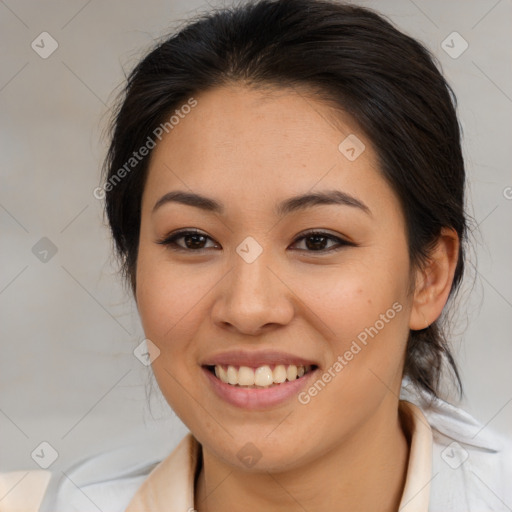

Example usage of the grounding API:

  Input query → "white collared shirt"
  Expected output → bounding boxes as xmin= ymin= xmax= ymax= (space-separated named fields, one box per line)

xmin=3 ymin=378 xmax=512 ymax=511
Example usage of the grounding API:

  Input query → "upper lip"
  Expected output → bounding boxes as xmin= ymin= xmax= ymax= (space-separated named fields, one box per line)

xmin=200 ymin=349 xmax=319 ymax=368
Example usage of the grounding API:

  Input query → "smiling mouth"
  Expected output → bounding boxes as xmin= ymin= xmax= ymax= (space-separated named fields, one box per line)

xmin=205 ymin=364 xmax=317 ymax=388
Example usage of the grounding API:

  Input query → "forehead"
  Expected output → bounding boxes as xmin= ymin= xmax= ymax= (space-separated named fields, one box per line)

xmin=142 ymin=84 xmax=394 ymax=218
xmin=163 ymin=83 xmax=360 ymax=150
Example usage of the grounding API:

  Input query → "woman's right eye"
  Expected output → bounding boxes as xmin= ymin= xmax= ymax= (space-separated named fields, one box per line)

xmin=156 ymin=229 xmax=219 ymax=252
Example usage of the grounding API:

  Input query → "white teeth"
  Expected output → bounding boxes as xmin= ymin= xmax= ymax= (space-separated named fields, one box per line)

xmin=273 ymin=364 xmax=287 ymax=383
xmin=212 ymin=364 xmax=312 ymax=388
xmin=254 ymin=365 xmax=273 ymax=386
xmin=227 ymin=365 xmax=238 ymax=385
xmin=217 ymin=365 xmax=228 ymax=383
xmin=238 ymin=366 xmax=255 ymax=386
xmin=286 ymin=365 xmax=298 ymax=381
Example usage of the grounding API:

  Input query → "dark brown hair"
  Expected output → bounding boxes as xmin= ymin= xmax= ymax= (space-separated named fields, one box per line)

xmin=102 ymin=0 xmax=466 ymax=400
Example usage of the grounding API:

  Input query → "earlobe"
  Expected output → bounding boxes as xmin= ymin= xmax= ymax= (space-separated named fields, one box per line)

xmin=409 ymin=228 xmax=459 ymax=331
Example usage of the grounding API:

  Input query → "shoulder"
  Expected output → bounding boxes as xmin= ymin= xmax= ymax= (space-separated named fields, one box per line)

xmin=50 ymin=473 xmax=151 ymax=512
xmin=35 ymin=435 xmax=180 ymax=512
xmin=0 ymin=469 xmax=52 ymax=511
xmin=401 ymin=378 xmax=512 ymax=512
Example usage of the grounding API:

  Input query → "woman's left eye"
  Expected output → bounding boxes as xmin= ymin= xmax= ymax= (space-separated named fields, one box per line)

xmin=156 ymin=229 xmax=353 ymax=253
xmin=291 ymin=231 xmax=353 ymax=252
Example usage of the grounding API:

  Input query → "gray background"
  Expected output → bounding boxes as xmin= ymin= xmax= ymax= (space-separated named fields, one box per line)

xmin=1 ymin=0 xmax=511 ymax=473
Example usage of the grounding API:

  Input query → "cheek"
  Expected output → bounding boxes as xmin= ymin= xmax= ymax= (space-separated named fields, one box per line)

xmin=135 ymin=246 xmax=222 ymax=371
xmin=295 ymin=278 xmax=410 ymax=421
xmin=135 ymin=254 xmax=210 ymax=421
xmin=292 ymin=248 xmax=411 ymax=389
xmin=294 ymin=256 xmax=409 ymax=339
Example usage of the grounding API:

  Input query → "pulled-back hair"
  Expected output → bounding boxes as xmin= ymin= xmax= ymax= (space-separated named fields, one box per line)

xmin=103 ymin=0 xmax=466 ymax=401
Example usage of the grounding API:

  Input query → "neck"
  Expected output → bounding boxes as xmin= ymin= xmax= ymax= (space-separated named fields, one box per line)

xmin=195 ymin=399 xmax=410 ymax=512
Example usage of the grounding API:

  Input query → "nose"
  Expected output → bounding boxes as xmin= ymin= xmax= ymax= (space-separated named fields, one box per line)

xmin=211 ymin=248 xmax=295 ymax=336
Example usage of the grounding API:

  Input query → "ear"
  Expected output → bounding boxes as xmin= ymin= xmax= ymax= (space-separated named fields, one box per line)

xmin=409 ymin=227 xmax=460 ymax=330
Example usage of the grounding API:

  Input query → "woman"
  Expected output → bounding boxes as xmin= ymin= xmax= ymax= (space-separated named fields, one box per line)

xmin=8 ymin=0 xmax=511 ymax=510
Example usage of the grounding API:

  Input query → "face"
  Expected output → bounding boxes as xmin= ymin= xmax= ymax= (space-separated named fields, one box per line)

xmin=135 ymin=84 xmax=415 ymax=472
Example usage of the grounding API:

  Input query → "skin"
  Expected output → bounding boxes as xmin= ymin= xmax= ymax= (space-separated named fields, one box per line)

xmin=135 ymin=84 xmax=459 ymax=512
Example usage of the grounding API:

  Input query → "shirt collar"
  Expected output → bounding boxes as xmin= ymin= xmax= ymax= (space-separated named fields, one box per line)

xmin=400 ymin=376 xmax=502 ymax=452
xmin=126 ymin=400 xmax=432 ymax=512
xmin=398 ymin=400 xmax=434 ymax=511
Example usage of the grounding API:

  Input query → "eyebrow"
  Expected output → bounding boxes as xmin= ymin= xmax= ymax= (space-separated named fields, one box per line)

xmin=152 ymin=189 xmax=371 ymax=217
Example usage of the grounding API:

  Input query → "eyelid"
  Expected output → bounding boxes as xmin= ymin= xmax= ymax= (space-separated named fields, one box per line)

xmin=295 ymin=228 xmax=354 ymax=245
xmin=290 ymin=229 xmax=355 ymax=253
xmin=155 ymin=228 xmax=217 ymax=251
xmin=155 ymin=228 xmax=355 ymax=253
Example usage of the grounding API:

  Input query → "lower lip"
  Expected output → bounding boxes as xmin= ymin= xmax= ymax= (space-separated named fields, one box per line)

xmin=202 ymin=366 xmax=319 ymax=410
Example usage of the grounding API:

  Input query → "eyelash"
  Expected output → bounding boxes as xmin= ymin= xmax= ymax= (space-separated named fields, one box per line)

xmin=155 ymin=228 xmax=355 ymax=254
